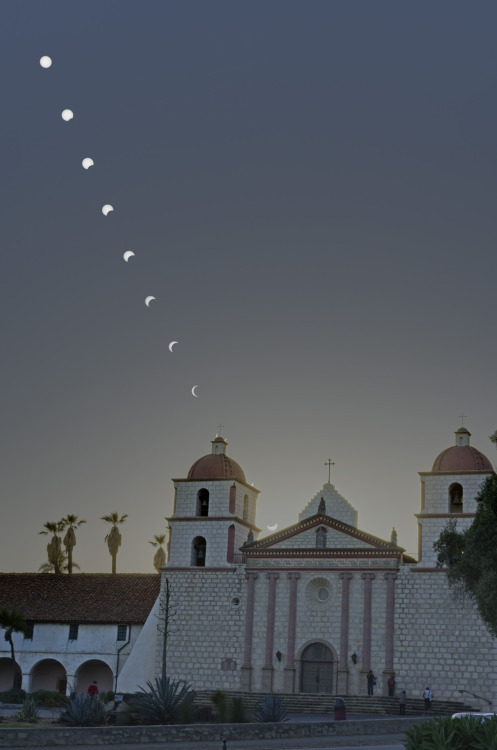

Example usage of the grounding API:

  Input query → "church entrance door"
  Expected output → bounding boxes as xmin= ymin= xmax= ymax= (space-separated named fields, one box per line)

xmin=300 ymin=643 xmax=333 ymax=693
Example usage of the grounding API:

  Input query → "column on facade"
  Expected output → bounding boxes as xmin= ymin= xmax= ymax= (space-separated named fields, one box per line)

xmin=261 ymin=572 xmax=279 ymax=692
xmin=337 ymin=572 xmax=353 ymax=694
xmin=361 ymin=573 xmax=375 ymax=680
xmin=382 ymin=571 xmax=397 ymax=694
xmin=283 ymin=572 xmax=300 ymax=693
xmin=240 ymin=571 xmax=258 ymax=690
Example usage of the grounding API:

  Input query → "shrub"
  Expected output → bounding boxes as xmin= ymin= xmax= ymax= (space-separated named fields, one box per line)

xmin=404 ymin=716 xmax=497 ymax=750
xmin=100 ymin=690 xmax=115 ymax=704
xmin=60 ymin=694 xmax=108 ymax=726
xmin=255 ymin=695 xmax=288 ymax=723
xmin=30 ymin=689 xmax=69 ymax=707
xmin=210 ymin=689 xmax=227 ymax=723
xmin=0 ymin=688 xmax=26 ymax=704
xmin=16 ymin=697 xmax=40 ymax=723
xmin=129 ymin=676 xmax=195 ymax=725
xmin=194 ymin=704 xmax=214 ymax=723
xmin=230 ymin=696 xmax=246 ymax=723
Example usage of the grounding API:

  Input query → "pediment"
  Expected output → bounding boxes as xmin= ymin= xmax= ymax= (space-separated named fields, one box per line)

xmin=245 ymin=514 xmax=402 ymax=554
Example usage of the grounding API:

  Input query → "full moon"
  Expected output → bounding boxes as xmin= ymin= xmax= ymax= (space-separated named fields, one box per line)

xmin=82 ymin=158 xmax=94 ymax=170
xmin=102 ymin=204 xmax=114 ymax=216
xmin=40 ymin=56 xmax=52 ymax=68
xmin=61 ymin=109 xmax=74 ymax=122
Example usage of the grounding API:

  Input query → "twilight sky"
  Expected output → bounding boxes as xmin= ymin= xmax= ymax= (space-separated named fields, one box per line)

xmin=1 ymin=0 xmax=496 ymax=574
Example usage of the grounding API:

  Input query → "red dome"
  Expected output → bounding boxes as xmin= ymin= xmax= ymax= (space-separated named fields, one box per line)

xmin=187 ymin=454 xmax=246 ymax=482
xmin=432 ymin=446 xmax=493 ymax=473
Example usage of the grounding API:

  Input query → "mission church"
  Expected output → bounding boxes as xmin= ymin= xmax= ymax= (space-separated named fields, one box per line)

xmin=1 ymin=426 xmax=496 ymax=704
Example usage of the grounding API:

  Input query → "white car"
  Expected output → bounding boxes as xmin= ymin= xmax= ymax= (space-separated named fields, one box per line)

xmin=451 ymin=712 xmax=496 ymax=721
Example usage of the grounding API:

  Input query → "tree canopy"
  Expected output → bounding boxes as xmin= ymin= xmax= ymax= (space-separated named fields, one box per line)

xmin=434 ymin=473 xmax=497 ymax=637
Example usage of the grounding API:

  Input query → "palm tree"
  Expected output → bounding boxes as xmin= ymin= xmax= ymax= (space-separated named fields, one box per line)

xmin=0 ymin=608 xmax=27 ymax=689
xmin=39 ymin=521 xmax=65 ymax=574
xmin=38 ymin=552 xmax=80 ymax=574
xmin=149 ymin=534 xmax=167 ymax=571
xmin=61 ymin=514 xmax=86 ymax=574
xmin=101 ymin=513 xmax=128 ymax=573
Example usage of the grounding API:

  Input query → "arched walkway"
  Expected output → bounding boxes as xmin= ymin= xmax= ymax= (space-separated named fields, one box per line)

xmin=0 ymin=657 xmax=21 ymax=692
xmin=75 ymin=659 xmax=114 ymax=695
xmin=30 ymin=659 xmax=67 ymax=694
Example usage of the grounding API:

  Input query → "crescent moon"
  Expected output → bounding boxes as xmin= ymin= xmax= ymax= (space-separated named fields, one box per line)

xmin=267 ymin=524 xmax=278 ymax=532
xmin=145 ymin=296 xmax=156 ymax=307
xmin=168 ymin=341 xmax=178 ymax=352
xmin=102 ymin=204 xmax=114 ymax=216
xmin=123 ymin=251 xmax=135 ymax=262
xmin=191 ymin=385 xmax=199 ymax=397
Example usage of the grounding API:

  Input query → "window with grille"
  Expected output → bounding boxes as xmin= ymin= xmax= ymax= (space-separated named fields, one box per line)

xmin=117 ymin=624 xmax=127 ymax=640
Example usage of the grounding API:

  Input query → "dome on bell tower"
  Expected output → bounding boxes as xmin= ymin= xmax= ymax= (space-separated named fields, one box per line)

xmin=187 ymin=435 xmax=247 ymax=482
xmin=431 ymin=427 xmax=494 ymax=473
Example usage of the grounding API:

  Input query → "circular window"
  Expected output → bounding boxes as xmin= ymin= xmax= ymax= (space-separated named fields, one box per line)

xmin=305 ymin=577 xmax=332 ymax=609
xmin=231 ymin=596 xmax=241 ymax=608
xmin=317 ymin=587 xmax=329 ymax=602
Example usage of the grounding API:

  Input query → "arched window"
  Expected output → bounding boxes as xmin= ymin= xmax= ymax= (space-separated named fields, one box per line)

xmin=243 ymin=495 xmax=249 ymax=522
xmin=192 ymin=536 xmax=206 ymax=567
xmin=316 ymin=527 xmax=327 ymax=549
xmin=196 ymin=489 xmax=209 ymax=517
xmin=227 ymin=525 xmax=235 ymax=563
xmin=449 ymin=483 xmax=463 ymax=513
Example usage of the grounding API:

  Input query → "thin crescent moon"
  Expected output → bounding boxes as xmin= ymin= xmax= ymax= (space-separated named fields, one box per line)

xmin=191 ymin=385 xmax=199 ymax=397
xmin=123 ymin=251 xmax=135 ymax=262
xmin=169 ymin=341 xmax=178 ymax=352
xmin=145 ymin=296 xmax=156 ymax=307
xmin=267 ymin=524 xmax=278 ymax=532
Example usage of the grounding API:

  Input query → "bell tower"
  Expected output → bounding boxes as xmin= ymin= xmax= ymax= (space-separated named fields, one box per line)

xmin=166 ymin=434 xmax=260 ymax=568
xmin=416 ymin=427 xmax=494 ymax=566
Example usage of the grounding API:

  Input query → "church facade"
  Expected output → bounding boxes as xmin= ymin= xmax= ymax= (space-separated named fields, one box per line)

xmin=119 ymin=427 xmax=497 ymax=704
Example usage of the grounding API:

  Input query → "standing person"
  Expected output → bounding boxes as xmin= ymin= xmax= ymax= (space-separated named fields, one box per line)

xmin=422 ymin=686 xmax=433 ymax=715
xmin=367 ymin=670 xmax=376 ymax=695
xmin=87 ymin=680 xmax=99 ymax=698
xmin=388 ymin=674 xmax=396 ymax=696
xmin=399 ymin=690 xmax=407 ymax=715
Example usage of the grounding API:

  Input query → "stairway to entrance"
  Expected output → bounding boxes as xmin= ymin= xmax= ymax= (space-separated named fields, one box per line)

xmin=195 ymin=690 xmax=475 ymax=716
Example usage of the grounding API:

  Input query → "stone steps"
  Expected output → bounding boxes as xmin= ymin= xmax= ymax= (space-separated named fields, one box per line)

xmin=195 ymin=690 xmax=475 ymax=716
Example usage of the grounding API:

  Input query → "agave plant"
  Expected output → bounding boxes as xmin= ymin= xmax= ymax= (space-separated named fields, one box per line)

xmin=16 ymin=697 xmax=40 ymax=723
xmin=60 ymin=694 xmax=108 ymax=726
xmin=129 ymin=676 xmax=195 ymax=724
xmin=254 ymin=695 xmax=288 ymax=722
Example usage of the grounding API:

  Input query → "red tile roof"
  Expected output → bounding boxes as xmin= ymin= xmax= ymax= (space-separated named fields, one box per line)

xmin=0 ymin=574 xmax=160 ymax=624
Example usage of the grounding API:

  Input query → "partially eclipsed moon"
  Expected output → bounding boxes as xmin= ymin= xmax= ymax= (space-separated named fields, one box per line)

xmin=40 ymin=56 xmax=52 ymax=68
xmin=102 ymin=204 xmax=114 ymax=216
xmin=191 ymin=385 xmax=199 ymax=397
xmin=123 ymin=251 xmax=135 ymax=262
xmin=82 ymin=158 xmax=94 ymax=169
xmin=267 ymin=524 xmax=278 ymax=532
xmin=145 ymin=296 xmax=156 ymax=307
xmin=61 ymin=109 xmax=74 ymax=121
xmin=168 ymin=341 xmax=178 ymax=352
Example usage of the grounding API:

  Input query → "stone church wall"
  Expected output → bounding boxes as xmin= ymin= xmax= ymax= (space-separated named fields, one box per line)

xmin=394 ymin=565 xmax=497 ymax=705
xmin=159 ymin=568 xmax=247 ymax=690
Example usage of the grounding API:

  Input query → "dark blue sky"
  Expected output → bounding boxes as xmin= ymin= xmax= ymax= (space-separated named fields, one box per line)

xmin=1 ymin=0 xmax=496 ymax=573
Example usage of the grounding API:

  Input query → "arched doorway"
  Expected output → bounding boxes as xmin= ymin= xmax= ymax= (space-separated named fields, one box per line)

xmin=0 ymin=657 xmax=22 ymax=692
xmin=300 ymin=642 xmax=334 ymax=693
xmin=31 ymin=659 xmax=67 ymax=694
xmin=75 ymin=659 xmax=114 ymax=695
